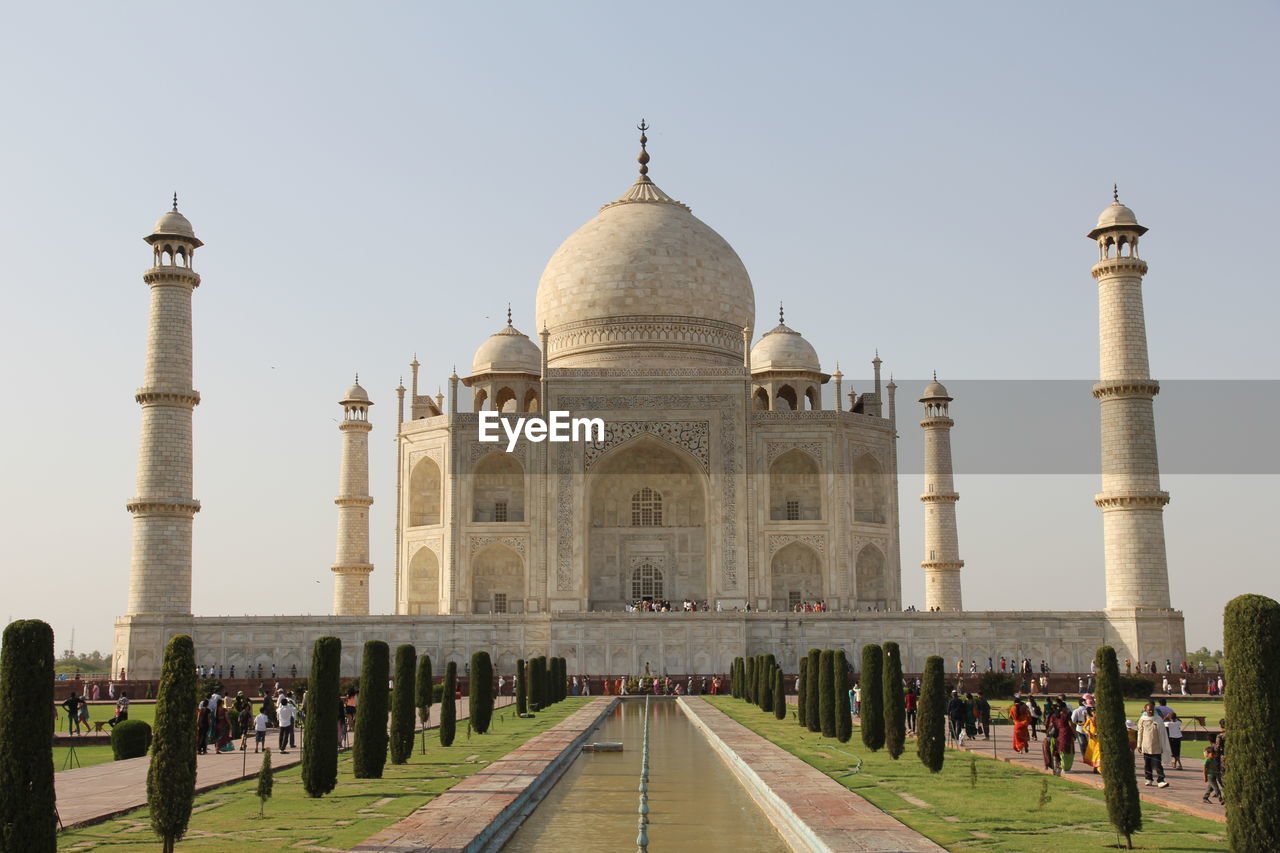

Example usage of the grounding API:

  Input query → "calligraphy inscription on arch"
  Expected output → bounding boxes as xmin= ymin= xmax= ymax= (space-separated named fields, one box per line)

xmin=584 ymin=421 xmax=710 ymax=472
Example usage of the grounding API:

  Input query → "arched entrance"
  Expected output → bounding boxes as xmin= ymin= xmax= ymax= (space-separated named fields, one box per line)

xmin=770 ymin=541 xmax=823 ymax=610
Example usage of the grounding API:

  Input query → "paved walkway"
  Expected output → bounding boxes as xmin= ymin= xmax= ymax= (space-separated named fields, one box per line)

xmin=55 ymin=697 xmax=508 ymax=830
xmin=683 ymin=698 xmax=945 ymax=852
xmin=352 ymin=698 xmax=615 ymax=852
xmin=952 ymin=723 xmax=1224 ymax=823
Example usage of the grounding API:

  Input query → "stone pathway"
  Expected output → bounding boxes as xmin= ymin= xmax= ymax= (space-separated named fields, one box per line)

xmin=951 ymin=723 xmax=1225 ymax=823
xmin=682 ymin=698 xmax=945 ymax=852
xmin=351 ymin=697 xmax=615 ymax=852
xmin=55 ymin=697 xmax=507 ymax=830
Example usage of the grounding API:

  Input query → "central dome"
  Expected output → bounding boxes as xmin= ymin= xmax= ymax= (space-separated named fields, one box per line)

xmin=535 ymin=172 xmax=756 ymax=368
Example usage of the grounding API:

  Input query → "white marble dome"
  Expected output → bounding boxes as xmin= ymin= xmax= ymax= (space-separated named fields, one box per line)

xmin=151 ymin=209 xmax=197 ymax=239
xmin=343 ymin=382 xmax=370 ymax=403
xmin=751 ymin=322 xmax=820 ymax=373
xmin=1094 ymin=200 xmax=1139 ymax=230
xmin=534 ymin=176 xmax=756 ymax=367
xmin=920 ymin=377 xmax=951 ymax=401
xmin=470 ymin=324 xmax=541 ymax=376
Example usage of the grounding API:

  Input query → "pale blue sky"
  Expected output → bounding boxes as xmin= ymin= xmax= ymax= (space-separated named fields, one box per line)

xmin=2 ymin=3 xmax=1276 ymax=656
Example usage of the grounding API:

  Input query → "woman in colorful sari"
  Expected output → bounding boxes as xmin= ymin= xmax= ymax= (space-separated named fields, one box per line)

xmin=963 ymin=693 xmax=978 ymax=740
xmin=1081 ymin=708 xmax=1101 ymax=772
xmin=1052 ymin=702 xmax=1076 ymax=772
xmin=1009 ymin=696 xmax=1032 ymax=753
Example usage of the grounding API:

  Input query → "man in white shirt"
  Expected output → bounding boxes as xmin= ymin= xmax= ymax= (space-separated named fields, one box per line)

xmin=276 ymin=699 xmax=296 ymax=753
xmin=253 ymin=709 xmax=269 ymax=753
xmin=1071 ymin=700 xmax=1090 ymax=756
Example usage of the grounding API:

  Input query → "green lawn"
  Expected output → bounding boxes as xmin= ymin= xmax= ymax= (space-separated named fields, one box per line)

xmin=58 ymin=698 xmax=590 ymax=851
xmin=705 ymin=697 xmax=1227 ymax=852
xmin=54 ymin=745 xmax=116 ymax=770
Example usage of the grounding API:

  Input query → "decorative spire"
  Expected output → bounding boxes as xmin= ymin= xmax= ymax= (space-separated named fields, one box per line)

xmin=354 ymin=372 xmax=359 ymax=384
xmin=873 ymin=349 xmax=882 ymax=364
xmin=507 ymin=303 xmax=513 ymax=326
xmin=172 ymin=192 xmax=178 ymax=212
xmin=933 ymin=370 xmax=937 ymax=381
xmin=637 ymin=119 xmax=650 ymax=178
xmin=1113 ymin=183 xmax=1119 ymax=203
xmin=779 ymin=301 xmax=785 ymax=325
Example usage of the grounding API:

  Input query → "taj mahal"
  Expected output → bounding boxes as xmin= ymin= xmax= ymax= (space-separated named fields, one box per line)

xmin=114 ymin=128 xmax=1186 ymax=678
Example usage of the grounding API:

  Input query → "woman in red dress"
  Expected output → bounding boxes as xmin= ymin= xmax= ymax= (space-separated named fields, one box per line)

xmin=1009 ymin=696 xmax=1032 ymax=753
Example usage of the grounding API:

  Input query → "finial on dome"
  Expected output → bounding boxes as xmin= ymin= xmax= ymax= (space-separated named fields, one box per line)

xmin=779 ymin=302 xmax=785 ymax=324
xmin=172 ymin=192 xmax=178 ymax=212
xmin=1113 ymin=183 xmax=1119 ymax=203
xmin=933 ymin=370 xmax=937 ymax=381
xmin=354 ymin=372 xmax=359 ymax=384
xmin=507 ymin=303 xmax=513 ymax=326
xmin=637 ymin=119 xmax=650 ymax=178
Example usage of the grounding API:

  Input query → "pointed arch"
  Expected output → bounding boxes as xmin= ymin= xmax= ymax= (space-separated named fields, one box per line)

xmin=752 ymin=387 xmax=770 ymax=410
xmin=494 ymin=386 xmax=518 ymax=413
xmin=409 ymin=456 xmax=442 ymax=526
xmin=472 ymin=388 xmax=489 ymax=412
xmin=775 ymin=384 xmax=798 ymax=411
xmin=770 ymin=541 xmax=823 ymax=610
xmin=472 ymin=451 xmax=524 ymax=522
xmin=472 ymin=542 xmax=525 ymax=613
xmin=856 ymin=544 xmax=887 ymax=609
xmin=770 ymin=448 xmax=821 ymax=520
xmin=804 ymin=385 xmax=820 ymax=410
xmin=523 ymin=388 xmax=539 ymax=412
xmin=407 ymin=546 xmax=440 ymax=614
xmin=854 ymin=453 xmax=886 ymax=523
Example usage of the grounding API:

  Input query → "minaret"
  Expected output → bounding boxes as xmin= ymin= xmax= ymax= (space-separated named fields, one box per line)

xmin=920 ymin=374 xmax=963 ymax=611
xmin=126 ymin=197 xmax=202 ymax=616
xmin=1088 ymin=190 xmax=1171 ymax=610
xmin=332 ymin=377 xmax=374 ymax=615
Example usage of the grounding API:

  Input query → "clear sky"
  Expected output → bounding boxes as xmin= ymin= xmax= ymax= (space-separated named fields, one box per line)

xmin=2 ymin=2 xmax=1276 ymax=658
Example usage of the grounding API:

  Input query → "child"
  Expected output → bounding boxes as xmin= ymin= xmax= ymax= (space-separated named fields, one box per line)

xmin=1202 ymin=746 xmax=1224 ymax=804
xmin=253 ymin=707 xmax=270 ymax=754
xmin=238 ymin=704 xmax=253 ymax=751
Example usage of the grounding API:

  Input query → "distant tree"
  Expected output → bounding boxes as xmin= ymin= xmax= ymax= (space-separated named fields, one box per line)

xmin=759 ymin=654 xmax=776 ymax=712
xmin=515 ymin=658 xmax=527 ymax=717
xmin=818 ymin=650 xmax=836 ymax=737
xmin=1095 ymin=646 xmax=1141 ymax=848
xmin=806 ymin=649 xmax=822 ymax=732
xmin=353 ymin=640 xmax=390 ymax=778
xmin=528 ymin=657 xmax=544 ymax=712
xmin=860 ymin=644 xmax=884 ymax=751
xmin=732 ymin=657 xmax=744 ymax=699
xmin=256 ymin=748 xmax=273 ymax=816
xmin=439 ymin=662 xmax=458 ymax=747
xmin=147 ymin=634 xmax=198 ymax=853
xmin=883 ymin=642 xmax=905 ymax=759
xmin=796 ymin=657 xmax=809 ymax=728
xmin=470 ymin=651 xmax=494 ymax=733
xmin=415 ymin=653 xmax=433 ymax=754
xmin=0 ymin=619 xmax=56 ymax=853
xmin=745 ymin=655 xmax=756 ymax=704
xmin=302 ymin=636 xmax=340 ymax=797
xmin=773 ymin=666 xmax=787 ymax=720
xmin=390 ymin=644 xmax=416 ymax=764
xmin=1224 ymin=594 xmax=1280 ymax=853
xmin=834 ymin=649 xmax=852 ymax=744
xmin=917 ymin=655 xmax=946 ymax=773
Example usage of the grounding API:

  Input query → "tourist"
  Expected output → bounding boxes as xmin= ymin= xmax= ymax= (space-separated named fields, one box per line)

xmin=1009 ymin=696 xmax=1031 ymax=753
xmin=108 ymin=691 xmax=129 ymax=727
xmin=62 ymin=691 xmax=82 ymax=735
xmin=1081 ymin=708 xmax=1101 ymax=773
xmin=1049 ymin=700 xmax=1076 ymax=773
xmin=1166 ymin=711 xmax=1184 ymax=770
xmin=904 ymin=688 xmax=917 ymax=734
xmin=253 ymin=706 xmax=269 ymax=753
xmin=91 ymin=683 xmax=100 ymax=702
xmin=214 ymin=698 xmax=234 ymax=752
xmin=852 ymin=682 xmax=862 ymax=716
xmin=1213 ymin=719 xmax=1227 ymax=777
xmin=1071 ymin=698 xmax=1090 ymax=756
xmin=196 ymin=701 xmax=211 ymax=754
xmin=1202 ymin=745 xmax=1224 ymax=804
xmin=499 ymin=674 xmax=507 ymax=696
xmin=1028 ymin=696 xmax=1041 ymax=741
xmin=1179 ymin=677 xmax=1188 ymax=696
xmin=946 ymin=691 xmax=966 ymax=742
xmin=277 ymin=697 xmax=296 ymax=753
xmin=1137 ymin=702 xmax=1172 ymax=787
xmin=108 ymin=680 xmax=116 ymax=700
xmin=975 ymin=691 xmax=991 ymax=740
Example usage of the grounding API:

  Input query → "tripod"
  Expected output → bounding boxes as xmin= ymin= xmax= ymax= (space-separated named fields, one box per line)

xmin=61 ymin=740 xmax=81 ymax=770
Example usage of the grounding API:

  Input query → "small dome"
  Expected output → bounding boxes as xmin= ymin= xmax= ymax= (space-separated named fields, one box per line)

xmin=470 ymin=324 xmax=541 ymax=376
xmin=343 ymin=382 xmax=370 ymax=403
xmin=920 ymin=377 xmax=951 ymax=402
xmin=152 ymin=210 xmax=195 ymax=238
xmin=751 ymin=322 xmax=820 ymax=373
xmin=1087 ymin=195 xmax=1147 ymax=239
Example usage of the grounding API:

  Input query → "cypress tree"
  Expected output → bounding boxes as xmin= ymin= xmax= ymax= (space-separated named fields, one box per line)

xmin=860 ymin=644 xmax=884 ymax=751
xmin=773 ymin=666 xmax=787 ymax=720
xmin=760 ymin=654 xmax=776 ymax=712
xmin=415 ymin=653 xmax=433 ymax=754
xmin=883 ymin=642 xmax=905 ymax=759
xmin=796 ymin=657 xmax=809 ymax=728
xmin=732 ymin=657 xmax=742 ymax=699
xmin=0 ymin=619 xmax=56 ymax=853
xmin=390 ymin=644 xmax=417 ymax=763
xmin=353 ymin=640 xmax=390 ymax=778
xmin=147 ymin=634 xmax=198 ymax=853
xmin=439 ymin=661 xmax=457 ymax=747
xmin=1224 ymin=594 xmax=1280 ymax=852
xmin=529 ymin=657 xmax=544 ymax=711
xmin=553 ymin=657 xmax=564 ymax=703
xmin=255 ymin=748 xmax=273 ymax=816
xmin=806 ymin=649 xmax=822 ymax=731
xmin=834 ymin=649 xmax=853 ymax=744
xmin=1095 ymin=645 xmax=1141 ymax=848
xmin=515 ymin=658 xmax=527 ymax=716
xmin=745 ymin=655 xmax=755 ymax=704
xmin=818 ymin=650 xmax=836 ymax=737
xmin=541 ymin=657 xmax=553 ymax=706
xmin=301 ymin=636 xmax=341 ymax=797
xmin=917 ymin=655 xmax=946 ymax=773
xmin=470 ymin=650 xmax=494 ymax=733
